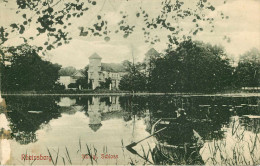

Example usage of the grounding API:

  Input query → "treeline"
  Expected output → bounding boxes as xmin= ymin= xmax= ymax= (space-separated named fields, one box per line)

xmin=1 ymin=41 xmax=259 ymax=93
xmin=0 ymin=44 xmax=64 ymax=92
xmin=119 ymin=40 xmax=260 ymax=93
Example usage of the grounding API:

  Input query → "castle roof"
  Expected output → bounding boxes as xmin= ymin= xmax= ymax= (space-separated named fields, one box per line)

xmin=89 ymin=53 xmax=102 ymax=59
xmin=89 ymin=124 xmax=102 ymax=132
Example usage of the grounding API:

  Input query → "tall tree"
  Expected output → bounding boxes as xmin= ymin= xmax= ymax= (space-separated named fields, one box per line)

xmin=119 ymin=71 xmax=146 ymax=92
xmin=2 ymin=44 xmax=61 ymax=91
xmin=150 ymin=40 xmax=233 ymax=92
xmin=234 ymin=48 xmax=260 ymax=88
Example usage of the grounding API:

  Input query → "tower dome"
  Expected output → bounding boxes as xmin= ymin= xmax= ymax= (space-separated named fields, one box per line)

xmin=89 ymin=53 xmax=102 ymax=59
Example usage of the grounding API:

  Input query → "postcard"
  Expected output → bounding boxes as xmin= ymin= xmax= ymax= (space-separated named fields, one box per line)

xmin=0 ymin=0 xmax=260 ymax=165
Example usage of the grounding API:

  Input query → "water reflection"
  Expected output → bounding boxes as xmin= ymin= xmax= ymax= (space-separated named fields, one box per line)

xmin=5 ymin=96 xmax=61 ymax=144
xmin=1 ymin=95 xmax=260 ymax=165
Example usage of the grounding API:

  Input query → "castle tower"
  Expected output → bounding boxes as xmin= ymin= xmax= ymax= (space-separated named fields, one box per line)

xmin=88 ymin=53 xmax=102 ymax=89
xmin=88 ymin=97 xmax=102 ymax=132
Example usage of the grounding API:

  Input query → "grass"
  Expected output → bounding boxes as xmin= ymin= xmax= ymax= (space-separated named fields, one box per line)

xmin=203 ymin=118 xmax=260 ymax=165
xmin=18 ymin=118 xmax=260 ymax=165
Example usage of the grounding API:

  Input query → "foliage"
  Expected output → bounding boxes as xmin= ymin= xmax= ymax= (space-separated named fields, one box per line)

xmin=150 ymin=40 xmax=233 ymax=92
xmin=59 ymin=66 xmax=77 ymax=76
xmin=53 ymin=82 xmax=65 ymax=90
xmin=234 ymin=48 xmax=260 ymax=88
xmin=122 ymin=60 xmax=145 ymax=74
xmin=1 ymin=44 xmax=61 ymax=92
xmin=68 ymin=83 xmax=77 ymax=89
xmin=119 ymin=71 xmax=146 ymax=92
xmin=76 ymin=77 xmax=89 ymax=89
xmin=99 ymin=78 xmax=112 ymax=89
xmin=0 ymin=0 xmax=228 ymax=53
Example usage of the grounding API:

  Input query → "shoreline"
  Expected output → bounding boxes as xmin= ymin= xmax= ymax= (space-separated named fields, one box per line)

xmin=1 ymin=92 xmax=260 ymax=97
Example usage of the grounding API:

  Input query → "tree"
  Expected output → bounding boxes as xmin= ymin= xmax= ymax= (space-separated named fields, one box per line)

xmin=143 ymin=48 xmax=161 ymax=90
xmin=68 ymin=83 xmax=77 ymax=89
xmin=99 ymin=78 xmax=112 ymax=89
xmin=0 ymin=0 xmax=229 ymax=92
xmin=76 ymin=77 xmax=89 ymax=89
xmin=58 ymin=66 xmax=77 ymax=76
xmin=119 ymin=71 xmax=146 ymax=92
xmin=1 ymin=44 xmax=61 ymax=92
xmin=0 ymin=0 xmax=228 ymax=54
xmin=150 ymin=40 xmax=233 ymax=92
xmin=234 ymin=48 xmax=260 ymax=88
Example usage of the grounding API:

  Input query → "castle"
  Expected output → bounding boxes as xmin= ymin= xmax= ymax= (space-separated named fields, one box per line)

xmin=88 ymin=53 xmax=127 ymax=90
xmin=58 ymin=48 xmax=159 ymax=90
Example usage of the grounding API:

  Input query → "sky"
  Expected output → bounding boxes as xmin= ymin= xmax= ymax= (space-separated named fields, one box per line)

xmin=0 ymin=0 xmax=260 ymax=69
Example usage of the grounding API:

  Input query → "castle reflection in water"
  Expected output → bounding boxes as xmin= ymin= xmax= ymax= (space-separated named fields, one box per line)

xmin=1 ymin=95 xmax=260 ymax=165
xmin=2 ymin=95 xmax=260 ymax=145
xmin=56 ymin=96 xmax=151 ymax=132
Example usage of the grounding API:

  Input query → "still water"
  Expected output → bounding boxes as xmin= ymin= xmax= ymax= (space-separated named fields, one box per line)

xmin=0 ymin=95 xmax=260 ymax=165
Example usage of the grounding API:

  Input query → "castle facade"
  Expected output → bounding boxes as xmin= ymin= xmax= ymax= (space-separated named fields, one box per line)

xmin=88 ymin=53 xmax=127 ymax=90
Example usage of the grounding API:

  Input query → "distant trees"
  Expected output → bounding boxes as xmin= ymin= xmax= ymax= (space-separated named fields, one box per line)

xmin=1 ymin=44 xmax=61 ymax=92
xmin=119 ymin=60 xmax=146 ymax=92
xmin=150 ymin=40 xmax=233 ymax=92
xmin=119 ymin=40 xmax=235 ymax=93
xmin=119 ymin=72 xmax=146 ymax=92
xmin=58 ymin=66 xmax=77 ymax=76
xmin=234 ymin=48 xmax=260 ymax=88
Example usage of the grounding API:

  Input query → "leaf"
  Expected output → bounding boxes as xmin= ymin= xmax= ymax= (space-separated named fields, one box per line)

xmin=93 ymin=32 xmax=99 ymax=36
xmin=47 ymin=7 xmax=54 ymax=13
xmin=47 ymin=45 xmax=54 ymax=50
xmin=76 ymin=5 xmax=82 ymax=10
xmin=104 ymin=36 xmax=110 ymax=42
xmin=207 ymin=5 xmax=215 ymax=11
xmin=193 ymin=29 xmax=198 ymax=35
xmin=37 ymin=27 xmax=46 ymax=33
xmin=169 ymin=27 xmax=175 ymax=31
xmin=10 ymin=23 xmax=18 ymax=29
xmin=19 ymin=25 xmax=25 ymax=34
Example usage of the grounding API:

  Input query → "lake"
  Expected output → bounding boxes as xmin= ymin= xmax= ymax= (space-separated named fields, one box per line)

xmin=0 ymin=95 xmax=260 ymax=165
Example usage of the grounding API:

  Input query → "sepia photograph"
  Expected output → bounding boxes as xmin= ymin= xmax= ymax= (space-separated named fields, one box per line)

xmin=0 ymin=0 xmax=260 ymax=165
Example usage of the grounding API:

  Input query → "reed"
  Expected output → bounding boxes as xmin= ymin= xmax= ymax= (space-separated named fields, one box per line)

xmin=204 ymin=119 xmax=260 ymax=165
xmin=22 ymin=119 xmax=259 ymax=165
